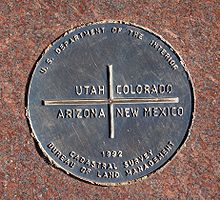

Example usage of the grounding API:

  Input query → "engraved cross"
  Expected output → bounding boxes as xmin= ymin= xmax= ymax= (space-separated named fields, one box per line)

xmin=43 ymin=65 xmax=179 ymax=139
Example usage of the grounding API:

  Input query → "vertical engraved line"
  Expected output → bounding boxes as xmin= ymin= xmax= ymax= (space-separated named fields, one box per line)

xmin=108 ymin=65 xmax=114 ymax=139
xmin=110 ymin=103 xmax=114 ymax=139
xmin=108 ymin=65 xmax=113 ymax=99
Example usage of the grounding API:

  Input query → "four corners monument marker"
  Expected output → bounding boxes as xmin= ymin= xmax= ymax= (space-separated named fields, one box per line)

xmin=27 ymin=22 xmax=193 ymax=185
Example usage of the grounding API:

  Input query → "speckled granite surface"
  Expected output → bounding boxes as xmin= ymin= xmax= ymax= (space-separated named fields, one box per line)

xmin=0 ymin=0 xmax=219 ymax=199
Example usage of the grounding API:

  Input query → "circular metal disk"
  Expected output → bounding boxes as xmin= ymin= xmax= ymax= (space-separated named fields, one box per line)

xmin=27 ymin=21 xmax=194 ymax=185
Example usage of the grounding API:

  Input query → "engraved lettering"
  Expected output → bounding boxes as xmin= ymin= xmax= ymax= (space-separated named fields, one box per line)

xmin=65 ymin=109 xmax=73 ymax=118
xmin=124 ymin=141 xmax=174 ymax=176
xmin=57 ymin=108 xmax=106 ymax=119
xmin=98 ymin=85 xmax=105 ymax=95
xmin=123 ymin=150 xmax=153 ymax=168
xmin=57 ymin=109 xmax=64 ymax=118
xmin=178 ymin=107 xmax=184 ymax=116
xmin=143 ymin=107 xmax=184 ymax=117
xmin=149 ymin=40 xmax=179 ymax=70
xmin=111 ymin=27 xmax=123 ymax=33
xmin=46 ymin=58 xmax=53 ymax=64
xmin=60 ymin=154 xmax=66 ymax=162
xmin=69 ymin=151 xmax=118 ymax=170
xmin=90 ymin=86 xmax=97 ymax=95
xmin=101 ymin=150 xmax=123 ymax=158
xmin=84 ymin=86 xmax=89 ymax=94
xmin=54 ymin=27 xmax=105 ymax=55
xmin=123 ymin=85 xmax=129 ymax=94
xmin=75 ymin=86 xmax=82 ymax=95
xmin=55 ymin=48 xmax=61 ymax=54
xmin=115 ymin=84 xmax=173 ymax=95
xmin=97 ymin=171 xmax=120 ymax=179
xmin=161 ymin=48 xmax=167 ymax=56
xmin=116 ymin=107 xmax=139 ymax=118
xmin=76 ymin=109 xmax=82 ymax=118
xmin=40 ymin=67 xmax=48 ymax=74
xmin=116 ymin=85 xmax=122 ymax=94
xmin=79 ymin=27 xmax=105 ymax=38
xmin=47 ymin=143 xmax=75 ymax=168
xmin=75 ymin=85 xmax=105 ymax=95
xmin=136 ymin=85 xmax=142 ymax=94
xmin=80 ymin=167 xmax=91 ymax=174
xmin=84 ymin=109 xmax=90 ymax=118
xmin=99 ymin=109 xmax=106 ymax=118
xmin=128 ymin=29 xmax=143 ymax=40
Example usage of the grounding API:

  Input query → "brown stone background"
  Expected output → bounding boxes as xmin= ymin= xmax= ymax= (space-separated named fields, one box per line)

xmin=0 ymin=0 xmax=219 ymax=199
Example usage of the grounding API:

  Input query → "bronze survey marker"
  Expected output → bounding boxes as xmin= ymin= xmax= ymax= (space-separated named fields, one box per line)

xmin=27 ymin=22 xmax=194 ymax=185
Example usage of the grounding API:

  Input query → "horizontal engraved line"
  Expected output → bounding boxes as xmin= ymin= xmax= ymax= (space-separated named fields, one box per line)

xmin=43 ymin=99 xmax=108 ymax=106
xmin=42 ymin=97 xmax=179 ymax=106
xmin=113 ymin=97 xmax=179 ymax=104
